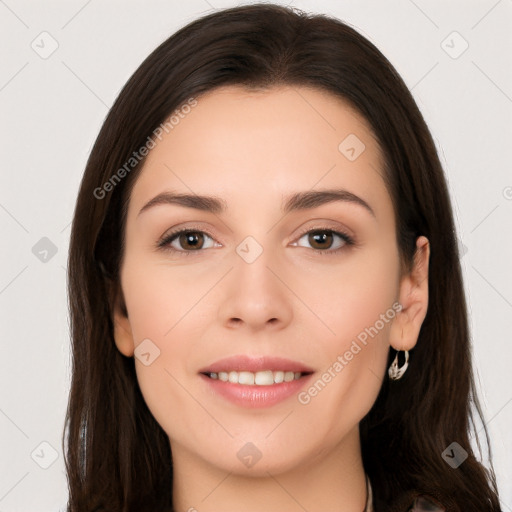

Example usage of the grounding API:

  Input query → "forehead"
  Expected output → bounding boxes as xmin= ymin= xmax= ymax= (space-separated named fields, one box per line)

xmin=127 ymin=85 xmax=391 ymax=221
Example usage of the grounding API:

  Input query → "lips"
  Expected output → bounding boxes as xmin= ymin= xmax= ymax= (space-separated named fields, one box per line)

xmin=198 ymin=356 xmax=315 ymax=408
xmin=198 ymin=355 xmax=314 ymax=375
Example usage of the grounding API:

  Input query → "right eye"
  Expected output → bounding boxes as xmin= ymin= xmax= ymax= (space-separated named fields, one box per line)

xmin=158 ymin=229 xmax=220 ymax=256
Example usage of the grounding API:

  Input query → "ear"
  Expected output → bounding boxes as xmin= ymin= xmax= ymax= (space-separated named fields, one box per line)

xmin=390 ymin=236 xmax=430 ymax=351
xmin=111 ymin=284 xmax=135 ymax=357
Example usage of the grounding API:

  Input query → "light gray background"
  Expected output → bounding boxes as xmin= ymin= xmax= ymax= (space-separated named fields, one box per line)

xmin=0 ymin=0 xmax=511 ymax=510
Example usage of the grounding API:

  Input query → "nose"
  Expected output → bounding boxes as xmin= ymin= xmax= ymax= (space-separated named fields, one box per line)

xmin=217 ymin=244 xmax=293 ymax=332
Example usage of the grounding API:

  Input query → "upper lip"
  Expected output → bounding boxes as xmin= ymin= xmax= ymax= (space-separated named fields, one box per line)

xmin=199 ymin=355 xmax=314 ymax=374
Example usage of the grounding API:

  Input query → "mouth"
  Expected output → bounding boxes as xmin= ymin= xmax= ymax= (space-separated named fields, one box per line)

xmin=200 ymin=370 xmax=313 ymax=386
xmin=198 ymin=355 xmax=314 ymax=408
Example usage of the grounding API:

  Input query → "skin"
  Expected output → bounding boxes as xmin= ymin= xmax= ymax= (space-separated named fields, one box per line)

xmin=112 ymin=85 xmax=430 ymax=512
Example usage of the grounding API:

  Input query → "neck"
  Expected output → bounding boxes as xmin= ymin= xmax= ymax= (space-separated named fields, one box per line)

xmin=171 ymin=426 xmax=368 ymax=512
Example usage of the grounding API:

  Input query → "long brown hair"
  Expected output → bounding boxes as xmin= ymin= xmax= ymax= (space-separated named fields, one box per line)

xmin=63 ymin=4 xmax=502 ymax=511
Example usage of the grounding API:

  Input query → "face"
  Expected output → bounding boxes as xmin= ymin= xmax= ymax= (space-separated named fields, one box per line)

xmin=112 ymin=85 xmax=429 ymax=478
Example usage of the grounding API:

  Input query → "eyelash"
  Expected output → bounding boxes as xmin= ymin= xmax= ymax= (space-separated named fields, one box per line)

xmin=157 ymin=225 xmax=355 ymax=257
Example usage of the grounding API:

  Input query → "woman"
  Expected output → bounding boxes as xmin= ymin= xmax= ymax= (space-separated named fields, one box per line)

xmin=63 ymin=4 xmax=502 ymax=511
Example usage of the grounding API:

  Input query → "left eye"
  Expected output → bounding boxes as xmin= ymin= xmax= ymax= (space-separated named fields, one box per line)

xmin=293 ymin=229 xmax=353 ymax=252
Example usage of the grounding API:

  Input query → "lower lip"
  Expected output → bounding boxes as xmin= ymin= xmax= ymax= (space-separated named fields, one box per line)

xmin=199 ymin=373 xmax=314 ymax=408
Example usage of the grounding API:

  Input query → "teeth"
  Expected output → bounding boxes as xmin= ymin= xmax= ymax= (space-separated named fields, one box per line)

xmin=208 ymin=370 xmax=304 ymax=385
xmin=274 ymin=371 xmax=284 ymax=384
xmin=239 ymin=371 xmax=255 ymax=385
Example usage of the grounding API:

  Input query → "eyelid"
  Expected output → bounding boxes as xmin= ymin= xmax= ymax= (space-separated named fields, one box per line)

xmin=292 ymin=220 xmax=354 ymax=241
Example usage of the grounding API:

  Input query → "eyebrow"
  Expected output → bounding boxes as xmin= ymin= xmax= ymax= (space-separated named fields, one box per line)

xmin=137 ymin=188 xmax=376 ymax=218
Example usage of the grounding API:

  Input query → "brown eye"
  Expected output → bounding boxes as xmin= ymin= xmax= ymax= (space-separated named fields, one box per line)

xmin=177 ymin=231 xmax=205 ymax=250
xmin=159 ymin=229 xmax=218 ymax=254
xmin=294 ymin=228 xmax=353 ymax=254
xmin=307 ymin=230 xmax=335 ymax=250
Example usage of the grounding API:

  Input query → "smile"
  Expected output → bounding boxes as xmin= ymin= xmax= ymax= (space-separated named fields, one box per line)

xmin=202 ymin=370 xmax=310 ymax=386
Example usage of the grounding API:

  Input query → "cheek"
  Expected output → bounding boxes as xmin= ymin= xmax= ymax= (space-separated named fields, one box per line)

xmin=121 ymin=255 xmax=213 ymax=345
xmin=293 ymin=246 xmax=398 ymax=414
xmin=297 ymin=242 xmax=399 ymax=347
xmin=119 ymin=257 xmax=215 ymax=436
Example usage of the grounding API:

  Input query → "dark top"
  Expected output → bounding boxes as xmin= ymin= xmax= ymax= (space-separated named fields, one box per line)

xmin=408 ymin=495 xmax=447 ymax=511
xmin=366 ymin=475 xmax=450 ymax=511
